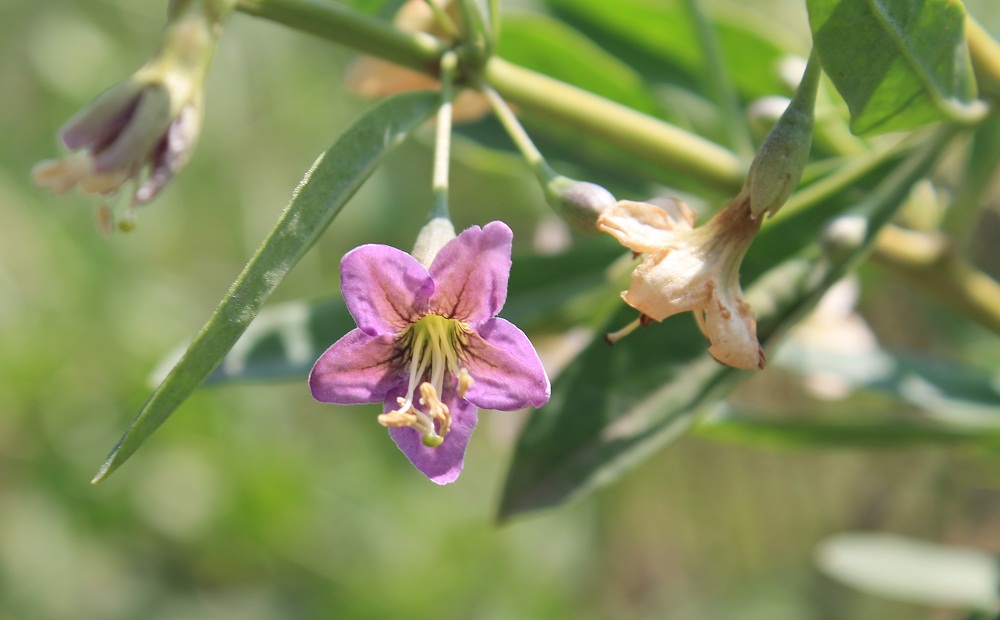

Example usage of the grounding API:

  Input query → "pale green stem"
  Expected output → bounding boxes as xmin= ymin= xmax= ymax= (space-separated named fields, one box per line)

xmin=483 ymin=58 xmax=745 ymax=191
xmin=234 ymin=0 xmax=745 ymax=192
xmin=431 ymin=51 xmax=457 ymax=220
xmin=967 ymin=14 xmax=1000 ymax=101
xmin=480 ymin=84 xmax=557 ymax=186
xmin=872 ymin=225 xmax=1000 ymax=336
xmin=681 ymin=0 xmax=753 ymax=158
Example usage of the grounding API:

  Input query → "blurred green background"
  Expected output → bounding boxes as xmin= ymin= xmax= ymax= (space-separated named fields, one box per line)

xmin=3 ymin=0 xmax=1000 ymax=618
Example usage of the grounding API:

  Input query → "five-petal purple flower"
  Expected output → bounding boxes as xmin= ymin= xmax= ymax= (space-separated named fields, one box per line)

xmin=309 ymin=221 xmax=550 ymax=484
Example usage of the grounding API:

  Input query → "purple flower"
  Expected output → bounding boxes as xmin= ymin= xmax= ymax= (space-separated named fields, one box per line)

xmin=32 ymin=0 xmax=228 ymax=231
xmin=309 ymin=221 xmax=550 ymax=484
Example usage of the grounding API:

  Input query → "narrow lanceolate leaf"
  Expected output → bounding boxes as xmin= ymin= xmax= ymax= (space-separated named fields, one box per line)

xmin=497 ymin=128 xmax=955 ymax=521
xmin=92 ymin=91 xmax=439 ymax=483
xmin=807 ymin=0 xmax=986 ymax=135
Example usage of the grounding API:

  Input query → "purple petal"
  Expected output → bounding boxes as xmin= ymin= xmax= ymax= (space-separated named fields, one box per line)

xmin=309 ymin=329 xmax=403 ymax=403
xmin=61 ymin=80 xmax=143 ymax=151
xmin=385 ymin=386 xmax=478 ymax=485
xmin=92 ymin=85 xmax=172 ymax=173
xmin=462 ymin=318 xmax=550 ymax=410
xmin=135 ymin=104 xmax=200 ymax=205
xmin=428 ymin=221 xmax=512 ymax=322
xmin=340 ymin=244 xmax=432 ymax=335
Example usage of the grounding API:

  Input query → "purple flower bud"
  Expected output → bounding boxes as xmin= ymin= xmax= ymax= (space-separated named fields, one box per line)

xmin=32 ymin=0 xmax=229 ymax=231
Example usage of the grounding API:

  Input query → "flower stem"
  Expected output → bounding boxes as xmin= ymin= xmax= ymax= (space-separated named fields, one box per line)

xmin=480 ymin=84 xmax=557 ymax=186
xmin=431 ymin=51 xmax=457 ymax=220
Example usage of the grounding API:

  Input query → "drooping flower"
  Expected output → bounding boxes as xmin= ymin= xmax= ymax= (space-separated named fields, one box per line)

xmin=309 ymin=221 xmax=550 ymax=484
xmin=597 ymin=195 xmax=766 ymax=370
xmin=344 ymin=0 xmax=490 ymax=123
xmin=32 ymin=0 xmax=229 ymax=231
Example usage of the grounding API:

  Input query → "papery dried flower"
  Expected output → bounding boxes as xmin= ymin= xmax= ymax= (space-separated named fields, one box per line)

xmin=33 ymin=0 xmax=228 ymax=230
xmin=309 ymin=221 xmax=550 ymax=484
xmin=598 ymin=196 xmax=766 ymax=370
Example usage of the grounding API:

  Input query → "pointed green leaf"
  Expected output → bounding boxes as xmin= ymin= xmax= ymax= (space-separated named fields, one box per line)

xmin=807 ymin=0 xmax=986 ymax=135
xmin=92 ymin=91 xmax=439 ymax=483
xmin=497 ymin=128 xmax=955 ymax=521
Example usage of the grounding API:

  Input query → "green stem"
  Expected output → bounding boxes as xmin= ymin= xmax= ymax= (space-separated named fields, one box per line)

xmin=235 ymin=0 xmax=446 ymax=71
xmin=681 ymin=0 xmax=753 ymax=158
xmin=483 ymin=58 xmax=745 ymax=191
xmin=234 ymin=0 xmax=746 ymax=192
xmin=431 ymin=51 xmax=457 ymax=220
xmin=967 ymin=14 xmax=1000 ymax=101
xmin=872 ymin=226 xmax=1000 ymax=336
xmin=481 ymin=84 xmax=557 ymax=186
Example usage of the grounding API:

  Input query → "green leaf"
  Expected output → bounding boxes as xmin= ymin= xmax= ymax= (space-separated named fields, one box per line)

xmin=816 ymin=533 xmax=1000 ymax=611
xmin=694 ymin=339 xmax=1000 ymax=450
xmin=547 ymin=0 xmax=793 ymax=100
xmin=696 ymin=409 xmax=1000 ymax=450
xmin=92 ymin=91 xmax=439 ymax=483
xmin=497 ymin=128 xmax=954 ymax=521
xmin=200 ymin=236 xmax=624 ymax=384
xmin=807 ymin=0 xmax=986 ymax=135
xmin=774 ymin=341 xmax=1000 ymax=427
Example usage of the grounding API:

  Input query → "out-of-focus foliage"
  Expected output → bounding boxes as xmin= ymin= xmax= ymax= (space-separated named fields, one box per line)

xmin=4 ymin=0 xmax=1000 ymax=619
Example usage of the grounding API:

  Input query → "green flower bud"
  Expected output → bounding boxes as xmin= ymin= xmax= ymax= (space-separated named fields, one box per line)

xmin=412 ymin=216 xmax=458 ymax=268
xmin=544 ymin=175 xmax=617 ymax=232
xmin=744 ymin=52 xmax=821 ymax=218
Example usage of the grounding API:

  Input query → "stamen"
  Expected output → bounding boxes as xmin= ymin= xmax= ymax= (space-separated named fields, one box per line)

xmin=457 ymin=367 xmax=473 ymax=398
xmin=378 ymin=396 xmax=444 ymax=447
xmin=419 ymin=382 xmax=451 ymax=438
xmin=605 ymin=317 xmax=642 ymax=344
xmin=385 ymin=314 xmax=471 ymax=448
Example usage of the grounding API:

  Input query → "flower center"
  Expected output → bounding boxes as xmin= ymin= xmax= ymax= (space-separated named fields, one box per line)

xmin=377 ymin=314 xmax=474 ymax=447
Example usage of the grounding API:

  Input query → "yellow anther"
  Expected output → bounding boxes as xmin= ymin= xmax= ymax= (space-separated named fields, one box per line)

xmin=419 ymin=382 xmax=452 ymax=438
xmin=457 ymin=367 xmax=473 ymax=398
